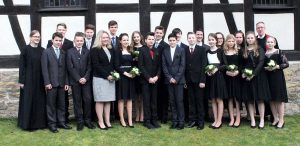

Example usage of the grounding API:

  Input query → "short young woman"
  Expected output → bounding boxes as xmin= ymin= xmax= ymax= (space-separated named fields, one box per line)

xmin=223 ymin=34 xmax=243 ymax=128
xmin=264 ymin=36 xmax=289 ymax=128
xmin=206 ymin=33 xmax=228 ymax=129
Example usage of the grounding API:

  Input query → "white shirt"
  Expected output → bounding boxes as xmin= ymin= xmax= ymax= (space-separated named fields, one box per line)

xmin=257 ymin=34 xmax=266 ymax=39
xmin=85 ymin=38 xmax=92 ymax=49
xmin=170 ymin=47 xmax=176 ymax=61
xmin=207 ymin=53 xmax=220 ymax=64
xmin=177 ymin=41 xmax=182 ymax=47
xmin=197 ymin=42 xmax=203 ymax=46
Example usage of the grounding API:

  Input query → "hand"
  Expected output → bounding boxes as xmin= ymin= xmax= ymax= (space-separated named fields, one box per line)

xmin=79 ymin=78 xmax=87 ymax=84
xmin=152 ymin=76 xmax=159 ymax=83
xmin=226 ymin=71 xmax=234 ymax=77
xmin=45 ymin=84 xmax=52 ymax=90
xmin=275 ymin=65 xmax=280 ymax=69
xmin=124 ymin=72 xmax=133 ymax=78
xmin=170 ymin=78 xmax=176 ymax=84
xmin=264 ymin=67 xmax=273 ymax=71
xmin=107 ymin=75 xmax=113 ymax=81
xmin=246 ymin=75 xmax=254 ymax=81
xmin=199 ymin=83 xmax=205 ymax=88
xmin=64 ymin=85 xmax=69 ymax=91
xmin=19 ymin=83 xmax=24 ymax=89
xmin=242 ymin=73 xmax=246 ymax=78
xmin=148 ymin=78 xmax=155 ymax=84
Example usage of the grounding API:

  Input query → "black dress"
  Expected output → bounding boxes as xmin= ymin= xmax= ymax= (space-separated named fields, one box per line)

xmin=116 ymin=52 xmax=136 ymax=100
xmin=224 ymin=50 xmax=242 ymax=101
xmin=241 ymin=48 xmax=271 ymax=103
xmin=265 ymin=49 xmax=288 ymax=102
xmin=18 ymin=45 xmax=47 ymax=130
xmin=133 ymin=46 xmax=142 ymax=95
xmin=206 ymin=48 xmax=228 ymax=99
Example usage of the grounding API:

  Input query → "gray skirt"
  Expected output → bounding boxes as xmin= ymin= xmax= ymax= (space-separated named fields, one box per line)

xmin=93 ymin=77 xmax=116 ymax=102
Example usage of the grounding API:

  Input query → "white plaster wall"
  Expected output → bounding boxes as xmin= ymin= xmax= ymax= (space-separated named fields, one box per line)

xmin=228 ymin=0 xmax=243 ymax=4
xmin=12 ymin=0 xmax=30 ymax=5
xmin=0 ymin=15 xmax=30 ymax=55
xmin=254 ymin=13 xmax=294 ymax=50
xmin=203 ymin=0 xmax=220 ymax=4
xmin=151 ymin=0 xmax=192 ymax=3
xmin=96 ymin=0 xmax=138 ymax=4
xmin=151 ymin=12 xmax=193 ymax=44
xmin=0 ymin=0 xmax=3 ymax=5
xmin=233 ymin=12 xmax=245 ymax=33
xmin=41 ymin=16 xmax=84 ymax=48
xmin=96 ymin=13 xmax=140 ymax=39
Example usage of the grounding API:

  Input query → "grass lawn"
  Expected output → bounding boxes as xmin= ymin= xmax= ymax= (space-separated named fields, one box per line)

xmin=0 ymin=116 xmax=299 ymax=146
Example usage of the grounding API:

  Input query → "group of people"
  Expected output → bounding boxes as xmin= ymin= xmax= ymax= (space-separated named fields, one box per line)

xmin=18 ymin=20 xmax=289 ymax=133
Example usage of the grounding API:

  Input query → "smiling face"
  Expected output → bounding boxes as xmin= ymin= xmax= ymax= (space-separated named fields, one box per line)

xmin=133 ymin=33 xmax=141 ymax=44
xmin=30 ymin=32 xmax=40 ymax=45
xmin=208 ymin=36 xmax=217 ymax=48
xmin=187 ymin=34 xmax=196 ymax=46
xmin=235 ymin=33 xmax=244 ymax=45
xmin=145 ymin=35 xmax=155 ymax=48
xmin=246 ymin=33 xmax=256 ymax=45
xmin=196 ymin=30 xmax=204 ymax=42
xmin=101 ymin=32 xmax=110 ymax=47
xmin=52 ymin=36 xmax=62 ymax=48
xmin=266 ymin=37 xmax=276 ymax=49
xmin=154 ymin=29 xmax=164 ymax=41
xmin=74 ymin=36 xmax=84 ymax=48
xmin=120 ymin=35 xmax=129 ymax=49
xmin=109 ymin=24 xmax=118 ymax=36
xmin=56 ymin=25 xmax=67 ymax=38
xmin=216 ymin=33 xmax=224 ymax=46
xmin=256 ymin=22 xmax=266 ymax=36
xmin=168 ymin=37 xmax=177 ymax=48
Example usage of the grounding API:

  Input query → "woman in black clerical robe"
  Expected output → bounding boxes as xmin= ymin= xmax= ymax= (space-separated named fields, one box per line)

xmin=18 ymin=30 xmax=47 ymax=131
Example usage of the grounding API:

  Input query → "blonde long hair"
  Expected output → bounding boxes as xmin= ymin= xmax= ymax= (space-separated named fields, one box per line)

xmin=223 ymin=34 xmax=239 ymax=54
xmin=92 ymin=30 xmax=112 ymax=49
xmin=243 ymin=31 xmax=259 ymax=58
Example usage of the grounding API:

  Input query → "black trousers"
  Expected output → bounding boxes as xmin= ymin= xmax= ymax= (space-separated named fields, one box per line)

xmin=187 ymin=83 xmax=205 ymax=123
xmin=157 ymin=81 xmax=169 ymax=122
xmin=168 ymin=84 xmax=185 ymax=124
xmin=65 ymin=91 xmax=69 ymax=121
xmin=46 ymin=87 xmax=66 ymax=126
xmin=71 ymin=83 xmax=92 ymax=124
xmin=142 ymin=83 xmax=158 ymax=121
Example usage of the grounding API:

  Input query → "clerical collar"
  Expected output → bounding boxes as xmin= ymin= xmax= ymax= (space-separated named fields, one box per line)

xmin=257 ymin=34 xmax=266 ymax=39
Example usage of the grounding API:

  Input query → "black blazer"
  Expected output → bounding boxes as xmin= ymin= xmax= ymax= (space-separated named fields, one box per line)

xmin=138 ymin=46 xmax=161 ymax=84
xmin=162 ymin=46 xmax=186 ymax=84
xmin=197 ymin=43 xmax=210 ymax=51
xmin=179 ymin=42 xmax=188 ymax=49
xmin=90 ymin=47 xmax=115 ymax=79
xmin=207 ymin=48 xmax=228 ymax=71
xmin=66 ymin=47 xmax=91 ymax=85
xmin=41 ymin=47 xmax=68 ymax=87
xmin=185 ymin=45 xmax=207 ymax=84
xmin=156 ymin=40 xmax=170 ymax=53
xmin=47 ymin=38 xmax=73 ymax=52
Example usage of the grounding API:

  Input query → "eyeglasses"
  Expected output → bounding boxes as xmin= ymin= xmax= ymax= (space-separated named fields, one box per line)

xmin=32 ymin=36 xmax=40 ymax=38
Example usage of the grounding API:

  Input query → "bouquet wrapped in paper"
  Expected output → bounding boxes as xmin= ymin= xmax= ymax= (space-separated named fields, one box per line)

xmin=242 ymin=68 xmax=253 ymax=79
xmin=132 ymin=51 xmax=140 ymax=60
xmin=111 ymin=71 xmax=120 ymax=81
xmin=205 ymin=64 xmax=217 ymax=74
xmin=227 ymin=64 xmax=238 ymax=72
xmin=130 ymin=67 xmax=140 ymax=78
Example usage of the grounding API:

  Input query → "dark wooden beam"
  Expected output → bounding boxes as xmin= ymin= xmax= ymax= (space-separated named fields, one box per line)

xmin=244 ymin=0 xmax=254 ymax=32
xmin=139 ymin=0 xmax=150 ymax=35
xmin=159 ymin=0 xmax=176 ymax=39
xmin=294 ymin=0 xmax=300 ymax=51
xmin=193 ymin=0 xmax=203 ymax=32
xmin=0 ymin=6 xmax=30 ymax=14
xmin=96 ymin=4 xmax=139 ymax=12
xmin=85 ymin=0 xmax=96 ymax=27
xmin=220 ymin=0 xmax=237 ymax=34
xmin=3 ymin=0 xmax=26 ymax=52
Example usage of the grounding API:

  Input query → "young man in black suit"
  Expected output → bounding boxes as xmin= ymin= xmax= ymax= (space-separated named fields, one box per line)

xmin=83 ymin=24 xmax=95 ymax=50
xmin=172 ymin=28 xmax=188 ymax=49
xmin=108 ymin=20 xmax=119 ymax=49
xmin=41 ymin=32 xmax=72 ymax=133
xmin=195 ymin=29 xmax=210 ymax=51
xmin=67 ymin=32 xmax=95 ymax=131
xmin=138 ymin=32 xmax=161 ymax=129
xmin=46 ymin=23 xmax=74 ymax=122
xmin=162 ymin=33 xmax=186 ymax=130
xmin=184 ymin=32 xmax=207 ymax=130
xmin=154 ymin=26 xmax=170 ymax=123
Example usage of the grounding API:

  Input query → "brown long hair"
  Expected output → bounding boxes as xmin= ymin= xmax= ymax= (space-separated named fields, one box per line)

xmin=118 ymin=33 xmax=132 ymax=52
xmin=243 ymin=31 xmax=259 ymax=58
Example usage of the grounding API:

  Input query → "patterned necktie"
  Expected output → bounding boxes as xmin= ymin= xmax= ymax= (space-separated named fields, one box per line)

xmin=55 ymin=48 xmax=60 ymax=59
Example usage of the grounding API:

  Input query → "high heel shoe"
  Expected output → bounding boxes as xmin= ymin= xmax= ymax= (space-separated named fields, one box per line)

xmin=233 ymin=123 xmax=240 ymax=128
xmin=258 ymin=125 xmax=264 ymax=129
xmin=250 ymin=124 xmax=256 ymax=129
xmin=276 ymin=122 xmax=285 ymax=129
xmin=269 ymin=121 xmax=279 ymax=127
xmin=120 ymin=121 xmax=127 ymax=127
xmin=212 ymin=123 xmax=222 ymax=129
xmin=97 ymin=123 xmax=108 ymax=130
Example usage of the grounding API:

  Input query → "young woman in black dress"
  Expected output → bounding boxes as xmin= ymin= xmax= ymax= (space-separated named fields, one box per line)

xmin=216 ymin=32 xmax=225 ymax=49
xmin=235 ymin=30 xmax=245 ymax=49
xmin=223 ymin=34 xmax=242 ymax=127
xmin=206 ymin=33 xmax=228 ymax=129
xmin=130 ymin=31 xmax=145 ymax=123
xmin=241 ymin=31 xmax=271 ymax=129
xmin=116 ymin=33 xmax=136 ymax=128
xmin=264 ymin=36 xmax=289 ymax=128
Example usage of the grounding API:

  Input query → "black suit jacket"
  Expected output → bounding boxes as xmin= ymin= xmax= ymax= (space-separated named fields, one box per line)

xmin=41 ymin=47 xmax=68 ymax=87
xmin=90 ymin=47 xmax=115 ymax=79
xmin=47 ymin=38 xmax=73 ymax=52
xmin=66 ymin=47 xmax=91 ymax=85
xmin=138 ymin=46 xmax=161 ymax=84
xmin=197 ymin=43 xmax=210 ymax=51
xmin=162 ymin=46 xmax=186 ymax=84
xmin=179 ymin=42 xmax=188 ymax=50
xmin=185 ymin=45 xmax=207 ymax=84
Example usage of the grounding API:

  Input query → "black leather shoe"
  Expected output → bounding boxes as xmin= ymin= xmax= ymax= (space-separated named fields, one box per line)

xmin=49 ymin=126 xmax=59 ymax=133
xmin=186 ymin=121 xmax=196 ymax=128
xmin=177 ymin=124 xmax=184 ymax=130
xmin=143 ymin=121 xmax=155 ymax=129
xmin=77 ymin=123 xmax=84 ymax=131
xmin=85 ymin=122 xmax=96 ymax=129
xmin=58 ymin=124 xmax=72 ymax=129
xmin=151 ymin=120 xmax=161 ymax=128
xmin=212 ymin=123 xmax=222 ymax=129
xmin=170 ymin=123 xmax=178 ymax=129
xmin=197 ymin=122 xmax=205 ymax=130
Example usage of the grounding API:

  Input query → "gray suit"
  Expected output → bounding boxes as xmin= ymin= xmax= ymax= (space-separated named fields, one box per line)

xmin=41 ymin=46 xmax=68 ymax=127
xmin=162 ymin=46 xmax=186 ymax=125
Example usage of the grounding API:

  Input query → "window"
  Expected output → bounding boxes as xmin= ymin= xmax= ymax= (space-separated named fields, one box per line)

xmin=43 ymin=0 xmax=86 ymax=8
xmin=253 ymin=0 xmax=294 ymax=9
